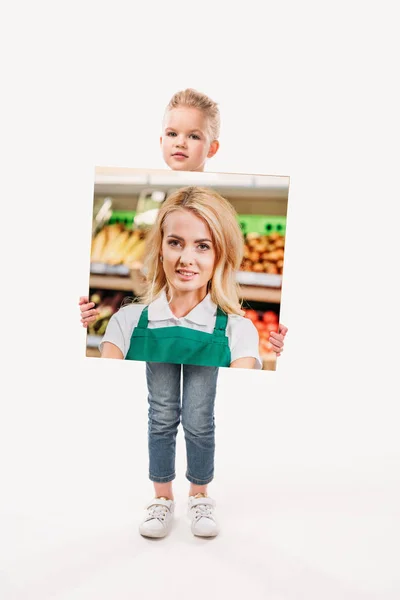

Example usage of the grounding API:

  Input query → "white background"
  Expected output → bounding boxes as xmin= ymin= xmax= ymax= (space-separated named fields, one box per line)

xmin=1 ymin=1 xmax=399 ymax=599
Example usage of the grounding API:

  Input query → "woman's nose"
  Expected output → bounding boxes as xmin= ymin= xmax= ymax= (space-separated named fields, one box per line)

xmin=179 ymin=248 xmax=194 ymax=265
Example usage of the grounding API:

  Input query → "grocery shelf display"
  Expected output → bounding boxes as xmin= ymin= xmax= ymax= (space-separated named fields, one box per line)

xmin=86 ymin=168 xmax=289 ymax=371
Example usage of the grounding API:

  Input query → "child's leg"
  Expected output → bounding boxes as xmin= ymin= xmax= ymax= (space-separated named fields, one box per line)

xmin=181 ymin=365 xmax=219 ymax=494
xmin=146 ymin=362 xmax=182 ymax=498
xmin=153 ymin=481 xmax=174 ymax=499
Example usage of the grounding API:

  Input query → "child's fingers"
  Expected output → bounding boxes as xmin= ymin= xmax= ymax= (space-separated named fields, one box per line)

xmin=79 ymin=296 xmax=89 ymax=305
xmin=270 ymin=341 xmax=283 ymax=352
xmin=81 ymin=317 xmax=96 ymax=327
xmin=81 ymin=310 xmax=99 ymax=323
xmin=269 ymin=340 xmax=283 ymax=352
xmin=278 ymin=324 xmax=288 ymax=336
xmin=80 ymin=303 xmax=96 ymax=314
xmin=269 ymin=331 xmax=284 ymax=343
xmin=269 ymin=331 xmax=282 ymax=339
xmin=81 ymin=302 xmax=95 ymax=309
xmin=269 ymin=334 xmax=284 ymax=352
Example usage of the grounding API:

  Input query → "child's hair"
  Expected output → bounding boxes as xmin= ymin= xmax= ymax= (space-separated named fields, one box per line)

xmin=138 ymin=186 xmax=245 ymax=316
xmin=164 ymin=88 xmax=221 ymax=141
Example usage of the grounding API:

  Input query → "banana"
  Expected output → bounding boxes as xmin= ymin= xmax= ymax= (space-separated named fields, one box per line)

xmin=105 ymin=230 xmax=131 ymax=265
xmin=91 ymin=224 xmax=123 ymax=262
xmin=124 ymin=238 xmax=147 ymax=267
xmin=92 ymin=224 xmax=145 ymax=266
xmin=122 ymin=238 xmax=141 ymax=265
xmin=120 ymin=230 xmax=141 ymax=259
xmin=91 ymin=228 xmax=108 ymax=262
xmin=105 ymin=223 xmax=124 ymax=239
xmin=100 ymin=230 xmax=127 ymax=264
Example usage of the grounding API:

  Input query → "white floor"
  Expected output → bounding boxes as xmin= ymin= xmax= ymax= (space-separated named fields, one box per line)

xmin=1 ymin=474 xmax=399 ymax=600
xmin=1 ymin=362 xmax=399 ymax=599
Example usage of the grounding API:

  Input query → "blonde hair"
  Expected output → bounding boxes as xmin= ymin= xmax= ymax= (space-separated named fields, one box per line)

xmin=138 ymin=186 xmax=245 ymax=316
xmin=164 ymin=88 xmax=220 ymax=141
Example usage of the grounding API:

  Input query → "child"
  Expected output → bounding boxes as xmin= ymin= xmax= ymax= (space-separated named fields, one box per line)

xmin=80 ymin=89 xmax=288 ymax=538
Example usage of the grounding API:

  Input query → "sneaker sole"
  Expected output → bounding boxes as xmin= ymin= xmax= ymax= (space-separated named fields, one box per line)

xmin=139 ymin=526 xmax=170 ymax=539
xmin=192 ymin=529 xmax=219 ymax=538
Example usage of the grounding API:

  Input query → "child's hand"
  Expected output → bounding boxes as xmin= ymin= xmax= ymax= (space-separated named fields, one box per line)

xmin=79 ymin=296 xmax=100 ymax=328
xmin=269 ymin=324 xmax=288 ymax=357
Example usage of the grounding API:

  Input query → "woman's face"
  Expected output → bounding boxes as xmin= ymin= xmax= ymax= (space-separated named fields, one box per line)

xmin=161 ymin=209 xmax=216 ymax=296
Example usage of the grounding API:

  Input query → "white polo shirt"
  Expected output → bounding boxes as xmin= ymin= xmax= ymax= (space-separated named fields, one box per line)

xmin=100 ymin=291 xmax=262 ymax=369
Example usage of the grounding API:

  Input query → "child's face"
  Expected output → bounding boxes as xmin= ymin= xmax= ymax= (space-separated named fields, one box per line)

xmin=161 ymin=209 xmax=216 ymax=297
xmin=160 ymin=107 xmax=219 ymax=172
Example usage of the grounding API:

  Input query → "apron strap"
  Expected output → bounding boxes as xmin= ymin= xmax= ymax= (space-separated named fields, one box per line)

xmin=136 ymin=305 xmax=149 ymax=329
xmin=137 ymin=305 xmax=227 ymax=334
xmin=213 ymin=307 xmax=228 ymax=336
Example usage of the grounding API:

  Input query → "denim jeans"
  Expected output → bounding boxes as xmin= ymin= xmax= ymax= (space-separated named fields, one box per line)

xmin=146 ymin=362 xmax=219 ymax=485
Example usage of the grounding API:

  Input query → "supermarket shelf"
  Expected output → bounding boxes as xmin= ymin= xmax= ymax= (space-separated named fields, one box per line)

xmin=89 ymin=274 xmax=136 ymax=292
xmin=91 ymin=262 xmax=130 ymax=276
xmin=240 ymin=285 xmax=281 ymax=303
xmin=89 ymin=273 xmax=281 ymax=303
xmin=236 ymin=272 xmax=282 ymax=288
xmin=94 ymin=167 xmax=289 ymax=198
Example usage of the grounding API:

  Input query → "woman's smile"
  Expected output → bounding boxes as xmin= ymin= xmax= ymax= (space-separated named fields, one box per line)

xmin=161 ymin=209 xmax=216 ymax=298
xmin=175 ymin=268 xmax=198 ymax=280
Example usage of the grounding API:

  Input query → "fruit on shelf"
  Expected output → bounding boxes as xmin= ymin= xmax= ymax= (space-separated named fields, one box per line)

xmin=90 ymin=225 xmax=147 ymax=268
xmin=262 ymin=310 xmax=278 ymax=324
xmin=244 ymin=308 xmax=259 ymax=324
xmin=123 ymin=238 xmax=147 ymax=266
xmin=243 ymin=307 xmax=280 ymax=356
xmin=101 ymin=230 xmax=131 ymax=265
xmin=90 ymin=292 xmax=102 ymax=305
xmin=87 ymin=291 xmax=128 ymax=336
xmin=240 ymin=232 xmax=285 ymax=275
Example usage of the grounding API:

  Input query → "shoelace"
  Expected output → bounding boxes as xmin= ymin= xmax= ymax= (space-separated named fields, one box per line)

xmin=145 ymin=504 xmax=169 ymax=523
xmin=193 ymin=503 xmax=214 ymax=522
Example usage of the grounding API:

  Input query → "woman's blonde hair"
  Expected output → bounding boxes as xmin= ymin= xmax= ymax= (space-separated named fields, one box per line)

xmin=164 ymin=88 xmax=220 ymax=141
xmin=138 ymin=186 xmax=245 ymax=316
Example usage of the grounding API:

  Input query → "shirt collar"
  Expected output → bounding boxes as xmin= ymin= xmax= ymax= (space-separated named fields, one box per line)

xmin=148 ymin=290 xmax=217 ymax=325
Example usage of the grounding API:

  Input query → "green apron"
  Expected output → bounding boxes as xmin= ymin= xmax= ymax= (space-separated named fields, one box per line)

xmin=125 ymin=305 xmax=231 ymax=367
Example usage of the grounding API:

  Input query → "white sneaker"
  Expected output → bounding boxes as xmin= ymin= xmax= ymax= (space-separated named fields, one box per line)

xmin=188 ymin=494 xmax=219 ymax=537
xmin=139 ymin=497 xmax=175 ymax=538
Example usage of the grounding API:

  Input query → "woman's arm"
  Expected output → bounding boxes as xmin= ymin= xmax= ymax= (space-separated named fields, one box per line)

xmin=230 ymin=357 xmax=256 ymax=369
xmin=101 ymin=342 xmax=124 ymax=359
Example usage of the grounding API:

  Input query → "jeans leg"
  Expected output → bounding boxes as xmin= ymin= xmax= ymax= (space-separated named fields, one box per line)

xmin=181 ymin=365 xmax=219 ymax=485
xmin=146 ymin=362 xmax=182 ymax=483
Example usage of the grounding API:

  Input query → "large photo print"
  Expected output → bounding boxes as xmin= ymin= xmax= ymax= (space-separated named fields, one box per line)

xmin=85 ymin=167 xmax=289 ymax=371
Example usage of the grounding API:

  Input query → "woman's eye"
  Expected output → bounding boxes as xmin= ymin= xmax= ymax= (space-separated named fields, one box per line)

xmin=198 ymin=243 xmax=210 ymax=251
xmin=168 ymin=239 xmax=181 ymax=247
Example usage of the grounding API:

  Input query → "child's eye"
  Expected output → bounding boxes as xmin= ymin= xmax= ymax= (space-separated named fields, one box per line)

xmin=166 ymin=131 xmax=177 ymax=137
xmin=189 ymin=134 xmax=200 ymax=140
